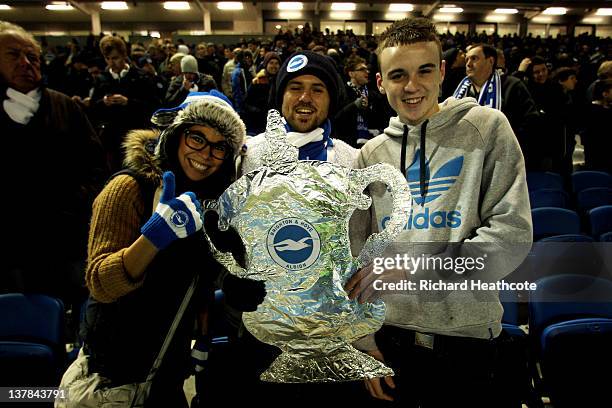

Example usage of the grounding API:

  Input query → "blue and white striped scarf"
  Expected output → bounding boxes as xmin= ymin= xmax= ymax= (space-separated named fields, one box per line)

xmin=284 ymin=119 xmax=333 ymax=161
xmin=452 ymin=71 xmax=502 ymax=110
xmin=347 ymin=81 xmax=370 ymax=142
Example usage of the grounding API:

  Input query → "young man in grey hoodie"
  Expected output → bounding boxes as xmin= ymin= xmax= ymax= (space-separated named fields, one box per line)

xmin=345 ymin=17 xmax=532 ymax=406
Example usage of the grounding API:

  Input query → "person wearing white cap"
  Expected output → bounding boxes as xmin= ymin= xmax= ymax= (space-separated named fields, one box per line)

xmin=165 ymin=54 xmax=217 ymax=107
xmin=177 ymin=44 xmax=190 ymax=55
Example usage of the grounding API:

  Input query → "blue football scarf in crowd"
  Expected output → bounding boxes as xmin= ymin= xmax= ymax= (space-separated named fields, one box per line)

xmin=284 ymin=119 xmax=334 ymax=161
xmin=347 ymin=81 xmax=370 ymax=144
xmin=453 ymin=70 xmax=502 ymax=110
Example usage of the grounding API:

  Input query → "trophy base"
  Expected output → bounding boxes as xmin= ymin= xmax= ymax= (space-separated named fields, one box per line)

xmin=260 ymin=344 xmax=394 ymax=383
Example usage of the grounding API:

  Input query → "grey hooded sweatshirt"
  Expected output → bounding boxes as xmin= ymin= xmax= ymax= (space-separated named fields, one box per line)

xmin=350 ymin=97 xmax=532 ymax=350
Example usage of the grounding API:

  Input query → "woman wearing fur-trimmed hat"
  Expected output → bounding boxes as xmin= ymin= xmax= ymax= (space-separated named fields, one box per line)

xmin=61 ymin=91 xmax=265 ymax=407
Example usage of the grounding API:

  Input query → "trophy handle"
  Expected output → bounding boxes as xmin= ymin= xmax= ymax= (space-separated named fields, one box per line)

xmin=201 ymin=199 xmax=248 ymax=277
xmin=348 ymin=163 xmax=412 ymax=268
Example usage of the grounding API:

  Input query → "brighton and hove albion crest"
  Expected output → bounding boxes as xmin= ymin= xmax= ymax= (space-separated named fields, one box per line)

xmin=266 ymin=218 xmax=321 ymax=270
xmin=171 ymin=210 xmax=189 ymax=227
xmin=287 ymin=54 xmax=308 ymax=72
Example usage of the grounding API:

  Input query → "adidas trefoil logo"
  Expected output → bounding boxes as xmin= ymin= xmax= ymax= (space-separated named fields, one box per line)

xmin=407 ymin=149 xmax=464 ymax=205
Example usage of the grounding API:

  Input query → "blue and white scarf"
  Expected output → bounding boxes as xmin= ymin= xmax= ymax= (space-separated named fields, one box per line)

xmin=452 ymin=71 xmax=502 ymax=110
xmin=347 ymin=81 xmax=370 ymax=143
xmin=284 ymin=119 xmax=333 ymax=161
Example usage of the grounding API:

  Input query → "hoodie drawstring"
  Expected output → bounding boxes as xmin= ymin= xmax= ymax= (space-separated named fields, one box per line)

xmin=399 ymin=120 xmax=429 ymax=205
xmin=419 ymin=120 xmax=429 ymax=204
xmin=400 ymin=124 xmax=408 ymax=180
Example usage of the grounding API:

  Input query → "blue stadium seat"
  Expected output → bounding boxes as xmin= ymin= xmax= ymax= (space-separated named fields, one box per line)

xmin=0 ymin=293 xmax=65 ymax=386
xmin=541 ymin=317 xmax=612 ymax=351
xmin=538 ymin=234 xmax=594 ymax=242
xmin=600 ymin=231 xmax=612 ymax=242
xmin=526 ymin=172 xmax=564 ymax=192
xmin=500 ymin=289 xmax=522 ymax=326
xmin=576 ymin=187 xmax=612 ymax=212
xmin=209 ymin=290 xmax=230 ymax=343
xmin=498 ymin=289 xmax=541 ymax=406
xmin=571 ymin=170 xmax=612 ymax=193
xmin=528 ymin=275 xmax=612 ymax=406
xmin=65 ymin=298 xmax=89 ymax=365
xmin=529 ymin=274 xmax=612 ymax=351
xmin=588 ymin=205 xmax=612 ymax=240
xmin=540 ymin=318 xmax=612 ymax=407
xmin=528 ymin=238 xmax=603 ymax=281
xmin=529 ymin=188 xmax=570 ymax=209
xmin=531 ymin=207 xmax=580 ymax=241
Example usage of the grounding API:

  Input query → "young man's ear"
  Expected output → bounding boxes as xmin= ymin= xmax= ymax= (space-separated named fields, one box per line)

xmin=376 ymin=72 xmax=385 ymax=94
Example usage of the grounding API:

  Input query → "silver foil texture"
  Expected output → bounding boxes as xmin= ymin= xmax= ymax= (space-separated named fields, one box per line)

xmin=207 ymin=110 xmax=411 ymax=382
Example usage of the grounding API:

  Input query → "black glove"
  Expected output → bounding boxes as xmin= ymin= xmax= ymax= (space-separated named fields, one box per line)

xmin=204 ymin=212 xmax=247 ymax=268
xmin=222 ymin=274 xmax=266 ymax=312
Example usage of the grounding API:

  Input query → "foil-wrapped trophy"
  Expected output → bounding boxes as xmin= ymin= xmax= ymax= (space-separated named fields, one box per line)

xmin=205 ymin=110 xmax=411 ymax=383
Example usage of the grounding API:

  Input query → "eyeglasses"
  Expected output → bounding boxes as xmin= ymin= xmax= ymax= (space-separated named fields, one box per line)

xmin=184 ymin=129 xmax=231 ymax=160
xmin=354 ymin=67 xmax=369 ymax=72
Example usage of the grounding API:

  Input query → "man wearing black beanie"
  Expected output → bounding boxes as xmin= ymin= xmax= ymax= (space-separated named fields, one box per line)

xmin=274 ymin=50 xmax=341 ymax=117
xmin=241 ymin=50 xmax=357 ymax=173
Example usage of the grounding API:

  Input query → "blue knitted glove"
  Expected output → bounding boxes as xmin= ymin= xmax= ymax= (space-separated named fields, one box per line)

xmin=141 ymin=171 xmax=203 ymax=250
xmin=191 ymin=335 xmax=210 ymax=373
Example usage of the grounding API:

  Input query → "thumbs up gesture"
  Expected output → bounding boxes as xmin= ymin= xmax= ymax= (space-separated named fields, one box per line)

xmin=141 ymin=171 xmax=203 ymax=250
